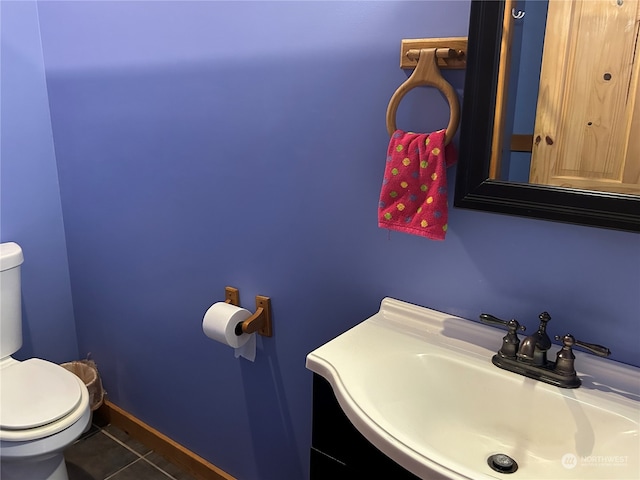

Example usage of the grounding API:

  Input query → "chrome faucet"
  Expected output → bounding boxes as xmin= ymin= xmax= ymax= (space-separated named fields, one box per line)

xmin=480 ymin=312 xmax=611 ymax=388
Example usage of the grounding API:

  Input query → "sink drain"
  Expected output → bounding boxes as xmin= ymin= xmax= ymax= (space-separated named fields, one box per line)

xmin=487 ymin=454 xmax=518 ymax=474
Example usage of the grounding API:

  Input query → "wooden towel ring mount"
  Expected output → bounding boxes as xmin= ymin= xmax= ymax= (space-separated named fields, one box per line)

xmin=386 ymin=48 xmax=461 ymax=145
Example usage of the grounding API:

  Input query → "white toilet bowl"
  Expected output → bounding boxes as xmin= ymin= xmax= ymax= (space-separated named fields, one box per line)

xmin=0 ymin=357 xmax=91 ymax=480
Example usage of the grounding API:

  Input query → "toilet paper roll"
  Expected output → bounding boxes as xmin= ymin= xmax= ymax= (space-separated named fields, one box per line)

xmin=202 ymin=302 xmax=256 ymax=361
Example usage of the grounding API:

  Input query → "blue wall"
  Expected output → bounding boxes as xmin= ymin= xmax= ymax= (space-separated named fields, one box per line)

xmin=1 ymin=1 xmax=638 ymax=480
xmin=0 ymin=0 xmax=78 ymax=363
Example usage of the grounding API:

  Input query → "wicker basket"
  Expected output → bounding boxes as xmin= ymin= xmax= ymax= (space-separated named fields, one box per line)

xmin=60 ymin=359 xmax=104 ymax=411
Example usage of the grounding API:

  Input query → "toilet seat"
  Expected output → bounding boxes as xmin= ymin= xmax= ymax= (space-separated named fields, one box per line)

xmin=0 ymin=358 xmax=85 ymax=441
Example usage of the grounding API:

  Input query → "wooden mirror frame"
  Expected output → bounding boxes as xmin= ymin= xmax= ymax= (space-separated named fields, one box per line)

xmin=454 ymin=0 xmax=640 ymax=232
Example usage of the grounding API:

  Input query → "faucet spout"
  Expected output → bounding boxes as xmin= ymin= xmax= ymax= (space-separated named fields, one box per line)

xmin=517 ymin=312 xmax=552 ymax=366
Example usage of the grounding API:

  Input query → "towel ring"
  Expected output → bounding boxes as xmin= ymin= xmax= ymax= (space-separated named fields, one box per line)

xmin=385 ymin=48 xmax=460 ymax=145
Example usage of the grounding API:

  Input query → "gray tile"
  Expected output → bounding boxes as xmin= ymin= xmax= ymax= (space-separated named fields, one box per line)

xmin=144 ymin=452 xmax=198 ymax=480
xmin=76 ymin=423 xmax=101 ymax=442
xmin=103 ymin=424 xmax=152 ymax=455
xmin=66 ymin=462 xmax=99 ymax=480
xmin=66 ymin=423 xmax=197 ymax=480
xmin=65 ymin=431 xmax=139 ymax=479
xmin=107 ymin=458 xmax=173 ymax=480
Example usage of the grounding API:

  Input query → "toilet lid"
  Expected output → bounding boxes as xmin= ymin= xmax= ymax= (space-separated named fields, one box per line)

xmin=0 ymin=358 xmax=83 ymax=430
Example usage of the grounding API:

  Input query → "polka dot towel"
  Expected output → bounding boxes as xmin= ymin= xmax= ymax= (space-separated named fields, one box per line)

xmin=378 ymin=129 xmax=456 ymax=240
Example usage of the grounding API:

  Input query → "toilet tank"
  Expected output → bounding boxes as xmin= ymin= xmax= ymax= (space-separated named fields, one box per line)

xmin=0 ymin=242 xmax=24 ymax=359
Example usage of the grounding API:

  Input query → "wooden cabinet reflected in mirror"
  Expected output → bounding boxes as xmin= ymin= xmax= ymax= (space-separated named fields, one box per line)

xmin=455 ymin=0 xmax=640 ymax=232
xmin=495 ymin=0 xmax=640 ymax=194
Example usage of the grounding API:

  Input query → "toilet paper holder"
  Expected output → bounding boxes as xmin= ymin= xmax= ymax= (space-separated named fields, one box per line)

xmin=224 ymin=286 xmax=273 ymax=337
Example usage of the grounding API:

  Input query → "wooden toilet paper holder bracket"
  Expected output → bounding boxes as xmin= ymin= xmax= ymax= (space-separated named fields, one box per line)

xmin=224 ymin=286 xmax=273 ymax=337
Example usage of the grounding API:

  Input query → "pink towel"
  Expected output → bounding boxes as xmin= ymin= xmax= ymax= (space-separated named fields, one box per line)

xmin=378 ymin=129 xmax=456 ymax=240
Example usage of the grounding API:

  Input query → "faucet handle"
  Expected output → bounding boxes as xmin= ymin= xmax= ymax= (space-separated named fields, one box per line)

xmin=537 ymin=311 xmax=551 ymax=328
xmin=480 ymin=314 xmax=525 ymax=359
xmin=554 ymin=334 xmax=611 ymax=357
xmin=480 ymin=314 xmax=526 ymax=333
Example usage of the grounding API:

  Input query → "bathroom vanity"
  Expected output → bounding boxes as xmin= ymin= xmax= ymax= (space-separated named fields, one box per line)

xmin=310 ymin=373 xmax=421 ymax=479
xmin=306 ymin=298 xmax=640 ymax=480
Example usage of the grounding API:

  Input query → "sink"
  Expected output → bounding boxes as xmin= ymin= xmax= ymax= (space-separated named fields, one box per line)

xmin=306 ymin=298 xmax=640 ymax=479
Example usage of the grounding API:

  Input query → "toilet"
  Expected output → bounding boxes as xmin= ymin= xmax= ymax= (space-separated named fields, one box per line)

xmin=0 ymin=242 xmax=91 ymax=480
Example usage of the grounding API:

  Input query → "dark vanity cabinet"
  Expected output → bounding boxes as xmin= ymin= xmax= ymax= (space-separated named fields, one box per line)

xmin=310 ymin=374 xmax=420 ymax=479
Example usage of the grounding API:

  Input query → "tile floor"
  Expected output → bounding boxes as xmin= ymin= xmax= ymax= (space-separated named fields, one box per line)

xmin=65 ymin=423 xmax=196 ymax=480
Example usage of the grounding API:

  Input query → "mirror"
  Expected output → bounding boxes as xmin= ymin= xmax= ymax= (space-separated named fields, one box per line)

xmin=455 ymin=0 xmax=640 ymax=232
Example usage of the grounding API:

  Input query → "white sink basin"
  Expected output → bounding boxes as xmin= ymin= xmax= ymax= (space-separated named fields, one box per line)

xmin=306 ymin=298 xmax=640 ymax=479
